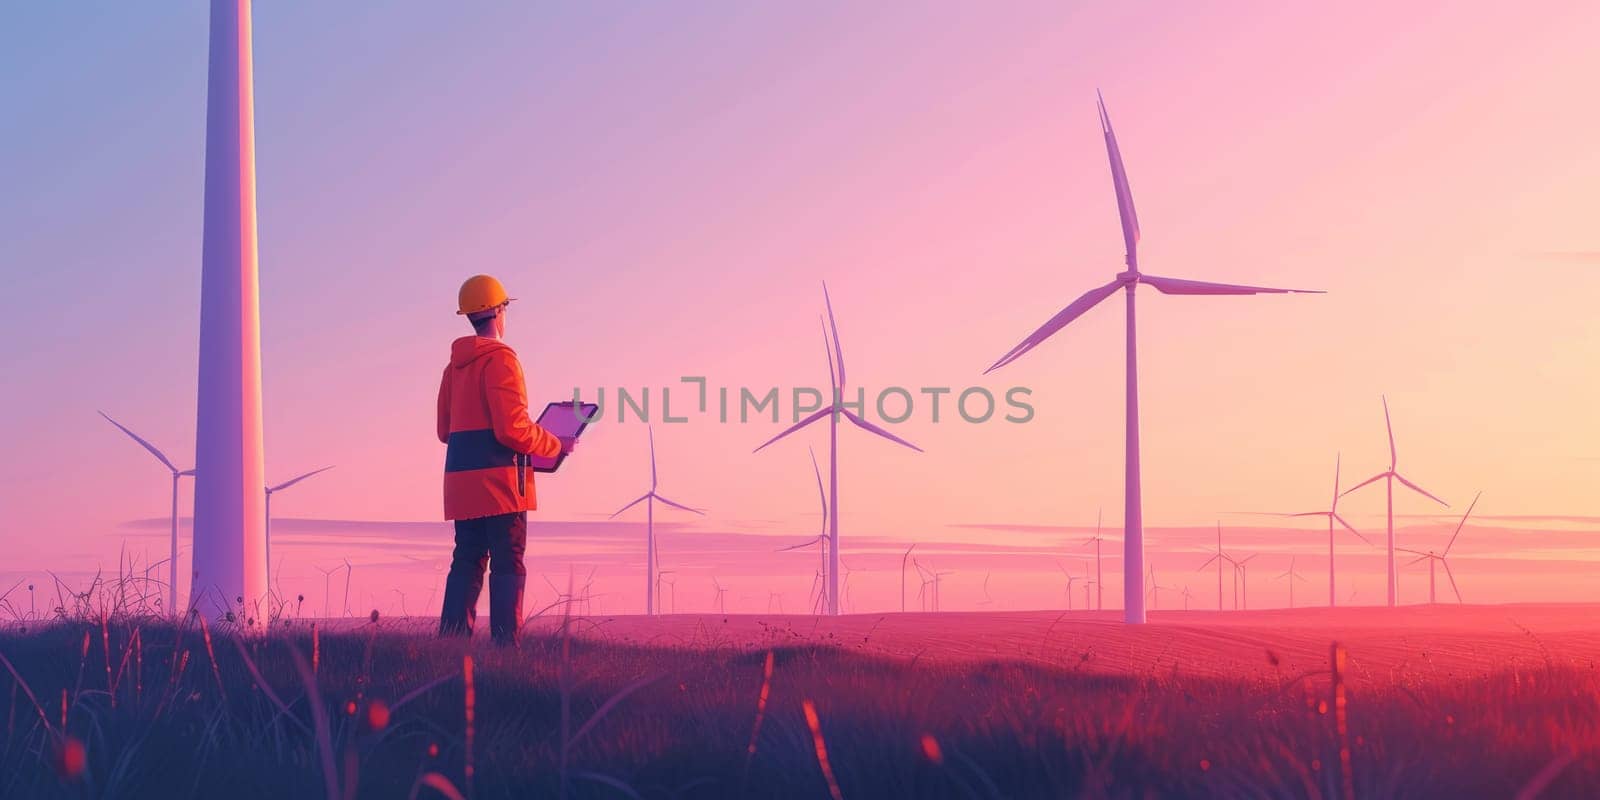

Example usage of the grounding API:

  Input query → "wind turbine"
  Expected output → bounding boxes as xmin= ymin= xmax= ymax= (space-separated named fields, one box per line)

xmin=192 ymin=0 xmax=268 ymax=617
xmin=1180 ymin=586 xmax=1193 ymax=611
xmin=1083 ymin=580 xmax=1095 ymax=611
xmin=1342 ymin=397 xmax=1448 ymax=607
xmin=611 ymin=426 xmax=704 ymax=616
xmin=1399 ymin=490 xmax=1479 ymax=605
xmin=1234 ymin=554 xmax=1258 ymax=610
xmin=900 ymin=544 xmax=916 ymax=613
xmin=914 ymin=561 xmax=937 ymax=612
xmin=315 ymin=563 xmax=339 ymax=618
xmin=1056 ymin=562 xmax=1082 ymax=610
xmin=1281 ymin=454 xmax=1370 ymax=607
xmin=264 ymin=465 xmax=334 ymax=590
xmin=1277 ymin=556 xmax=1310 ymax=609
xmin=1144 ymin=563 xmax=1175 ymax=612
xmin=1197 ymin=523 xmax=1237 ymax=610
xmin=100 ymin=412 xmax=195 ymax=617
xmin=983 ymin=92 xmax=1321 ymax=624
xmin=1081 ymin=509 xmax=1106 ymax=610
xmin=838 ymin=557 xmax=863 ymax=613
xmin=754 ymin=283 xmax=922 ymax=615
xmin=655 ymin=569 xmax=675 ymax=613
xmin=711 ymin=578 xmax=728 ymax=614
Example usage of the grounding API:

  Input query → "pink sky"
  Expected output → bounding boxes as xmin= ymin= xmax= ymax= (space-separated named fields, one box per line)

xmin=2 ymin=2 xmax=1598 ymax=615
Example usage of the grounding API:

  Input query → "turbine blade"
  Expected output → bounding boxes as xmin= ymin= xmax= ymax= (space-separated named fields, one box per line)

xmin=1396 ymin=547 xmax=1429 ymax=557
xmin=1197 ymin=555 xmax=1218 ymax=570
xmin=179 ymin=468 xmax=197 ymax=477
xmin=1333 ymin=514 xmax=1372 ymax=546
xmin=984 ymin=278 xmax=1124 ymax=374
xmin=1394 ymin=473 xmax=1448 ymax=507
xmin=779 ymin=537 xmax=824 ymax=553
xmin=1097 ymin=90 xmax=1140 ymax=266
xmin=1332 ymin=453 xmax=1342 ymax=506
xmin=1383 ymin=396 xmax=1396 ymax=470
xmin=99 ymin=411 xmax=178 ymax=473
xmin=609 ymin=493 xmax=650 ymax=519
xmin=649 ymin=425 xmax=658 ymax=492
xmin=268 ymin=465 xmax=335 ymax=493
xmin=1138 ymin=273 xmax=1323 ymax=296
xmin=1286 ymin=511 xmax=1330 ymax=518
xmin=1443 ymin=490 xmax=1480 ymax=556
xmin=841 ymin=409 xmax=922 ymax=453
xmin=809 ymin=446 xmax=827 ymax=531
xmin=1404 ymin=554 xmax=1428 ymax=567
xmin=1442 ymin=560 xmax=1463 ymax=604
xmin=822 ymin=281 xmax=847 ymax=388
xmin=651 ymin=493 xmax=705 ymax=515
xmin=1340 ymin=472 xmax=1387 ymax=498
xmin=820 ymin=315 xmax=837 ymax=394
xmin=752 ymin=407 xmax=831 ymax=453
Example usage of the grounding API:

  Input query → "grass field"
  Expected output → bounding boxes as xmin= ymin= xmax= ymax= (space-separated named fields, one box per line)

xmin=1 ymin=605 xmax=1596 ymax=798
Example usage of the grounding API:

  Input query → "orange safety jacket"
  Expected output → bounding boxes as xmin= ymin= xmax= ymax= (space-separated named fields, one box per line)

xmin=437 ymin=336 xmax=563 ymax=520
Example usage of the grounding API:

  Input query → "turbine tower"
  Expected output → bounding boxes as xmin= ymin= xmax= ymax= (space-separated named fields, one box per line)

xmin=984 ymin=92 xmax=1321 ymax=623
xmin=1399 ymin=490 xmax=1479 ymax=604
xmin=1342 ymin=397 xmax=1448 ymax=607
xmin=610 ymin=426 xmax=703 ymax=616
xmin=1282 ymin=454 xmax=1370 ymax=607
xmin=100 ymin=412 xmax=195 ymax=616
xmin=191 ymin=0 xmax=267 ymax=617
xmin=754 ymin=283 xmax=922 ymax=615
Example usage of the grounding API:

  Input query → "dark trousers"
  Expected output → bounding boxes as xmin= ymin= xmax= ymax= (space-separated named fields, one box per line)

xmin=439 ymin=511 xmax=527 ymax=644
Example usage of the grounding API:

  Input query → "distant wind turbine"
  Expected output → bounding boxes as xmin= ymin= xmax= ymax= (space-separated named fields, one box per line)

xmin=983 ymin=92 xmax=1321 ymax=624
xmin=1197 ymin=523 xmax=1238 ymax=610
xmin=315 ymin=563 xmax=340 ymax=618
xmin=900 ymin=543 xmax=916 ymax=613
xmin=100 ymin=411 xmax=195 ymax=617
xmin=264 ymin=465 xmax=334 ymax=590
xmin=914 ymin=560 xmax=936 ymax=612
xmin=1280 ymin=454 xmax=1370 ymax=607
xmin=1081 ymin=509 xmax=1106 ymax=610
xmin=1180 ymin=586 xmax=1193 ymax=611
xmin=1144 ymin=562 xmax=1176 ymax=611
xmin=1277 ymin=556 xmax=1309 ymax=609
xmin=1342 ymin=397 xmax=1448 ymax=607
xmin=1056 ymin=561 xmax=1083 ymax=610
xmin=1399 ymin=491 xmax=1480 ymax=604
xmin=755 ymin=283 xmax=922 ymax=615
xmin=1234 ymin=554 xmax=1258 ymax=610
xmin=611 ymin=426 xmax=704 ymax=616
xmin=711 ymin=577 xmax=728 ymax=614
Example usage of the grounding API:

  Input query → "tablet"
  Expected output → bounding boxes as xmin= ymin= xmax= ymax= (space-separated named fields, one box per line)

xmin=528 ymin=401 xmax=600 ymax=473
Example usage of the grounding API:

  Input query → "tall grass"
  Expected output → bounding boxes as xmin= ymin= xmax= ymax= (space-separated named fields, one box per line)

xmin=0 ymin=614 xmax=1596 ymax=798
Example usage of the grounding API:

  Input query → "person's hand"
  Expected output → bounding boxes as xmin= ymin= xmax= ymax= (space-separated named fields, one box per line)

xmin=559 ymin=436 xmax=578 ymax=455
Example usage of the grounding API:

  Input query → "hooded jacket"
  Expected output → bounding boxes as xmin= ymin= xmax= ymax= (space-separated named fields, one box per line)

xmin=437 ymin=336 xmax=563 ymax=520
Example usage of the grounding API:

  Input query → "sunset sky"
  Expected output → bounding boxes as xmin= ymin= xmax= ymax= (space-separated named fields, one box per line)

xmin=2 ymin=2 xmax=1598 ymax=616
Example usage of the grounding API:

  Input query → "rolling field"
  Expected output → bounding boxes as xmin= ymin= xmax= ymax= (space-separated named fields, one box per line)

xmin=2 ymin=605 xmax=1597 ymax=798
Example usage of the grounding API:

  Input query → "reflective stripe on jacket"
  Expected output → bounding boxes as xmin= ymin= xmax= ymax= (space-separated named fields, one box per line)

xmin=437 ymin=336 xmax=562 ymax=520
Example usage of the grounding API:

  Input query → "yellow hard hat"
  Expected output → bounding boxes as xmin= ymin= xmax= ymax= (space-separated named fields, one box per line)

xmin=457 ymin=274 xmax=513 ymax=315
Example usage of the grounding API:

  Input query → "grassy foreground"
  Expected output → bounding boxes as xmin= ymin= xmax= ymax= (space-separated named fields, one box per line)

xmin=0 ymin=615 xmax=1594 ymax=799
